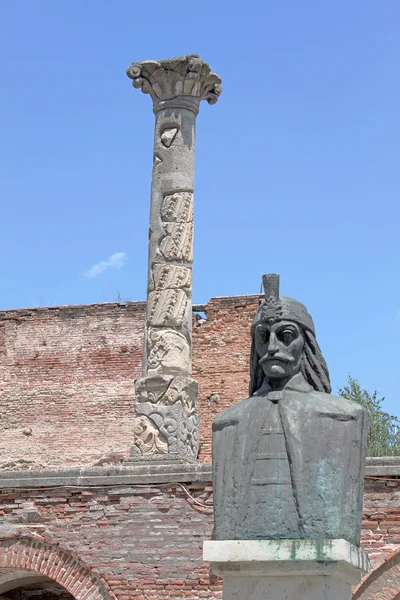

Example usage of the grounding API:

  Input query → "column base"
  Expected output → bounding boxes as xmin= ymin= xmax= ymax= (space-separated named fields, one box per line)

xmin=203 ymin=539 xmax=369 ymax=600
xmin=132 ymin=375 xmax=199 ymax=461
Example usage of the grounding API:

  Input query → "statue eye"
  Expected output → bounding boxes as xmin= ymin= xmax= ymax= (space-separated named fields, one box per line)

xmin=278 ymin=329 xmax=296 ymax=344
xmin=257 ymin=328 xmax=270 ymax=343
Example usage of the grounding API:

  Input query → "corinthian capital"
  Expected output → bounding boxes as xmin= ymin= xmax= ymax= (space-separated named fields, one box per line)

xmin=126 ymin=54 xmax=222 ymax=113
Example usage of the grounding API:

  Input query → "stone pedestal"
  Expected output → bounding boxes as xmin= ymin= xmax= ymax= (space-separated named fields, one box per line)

xmin=126 ymin=55 xmax=222 ymax=463
xmin=203 ymin=539 xmax=369 ymax=600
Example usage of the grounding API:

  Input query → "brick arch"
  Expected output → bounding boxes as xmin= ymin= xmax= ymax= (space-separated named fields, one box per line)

xmin=353 ymin=550 xmax=400 ymax=600
xmin=0 ymin=534 xmax=117 ymax=600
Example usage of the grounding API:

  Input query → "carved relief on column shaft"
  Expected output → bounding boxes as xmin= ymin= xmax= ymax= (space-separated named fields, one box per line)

xmin=127 ymin=54 xmax=222 ymax=463
xmin=147 ymin=289 xmax=188 ymax=327
xmin=132 ymin=375 xmax=199 ymax=460
xmin=147 ymin=329 xmax=190 ymax=377
xmin=161 ymin=191 xmax=193 ymax=222
xmin=160 ymin=191 xmax=194 ymax=262
xmin=153 ymin=264 xmax=192 ymax=290
xmin=147 ymin=190 xmax=194 ymax=330
xmin=135 ymin=189 xmax=197 ymax=463
xmin=126 ymin=54 xmax=222 ymax=112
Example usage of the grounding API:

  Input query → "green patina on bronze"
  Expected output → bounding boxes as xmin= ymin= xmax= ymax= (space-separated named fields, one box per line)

xmin=212 ymin=274 xmax=368 ymax=546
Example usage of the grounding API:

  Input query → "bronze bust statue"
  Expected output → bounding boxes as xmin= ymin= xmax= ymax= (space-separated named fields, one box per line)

xmin=212 ymin=274 xmax=367 ymax=545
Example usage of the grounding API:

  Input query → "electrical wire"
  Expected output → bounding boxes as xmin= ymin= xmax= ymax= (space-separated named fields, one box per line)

xmin=0 ymin=481 xmax=214 ymax=509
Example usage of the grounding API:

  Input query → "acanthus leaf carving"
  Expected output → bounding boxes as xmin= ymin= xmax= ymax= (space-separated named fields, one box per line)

xmin=148 ymin=289 xmax=188 ymax=327
xmin=161 ymin=192 xmax=193 ymax=223
xmin=133 ymin=414 xmax=168 ymax=455
xmin=160 ymin=223 xmax=193 ymax=262
xmin=126 ymin=55 xmax=222 ymax=109
xmin=153 ymin=264 xmax=192 ymax=290
xmin=133 ymin=375 xmax=199 ymax=458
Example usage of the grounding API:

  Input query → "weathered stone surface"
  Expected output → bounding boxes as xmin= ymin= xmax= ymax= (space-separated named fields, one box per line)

xmin=212 ymin=274 xmax=368 ymax=546
xmin=203 ymin=539 xmax=370 ymax=576
xmin=126 ymin=54 xmax=222 ymax=111
xmin=153 ymin=153 xmax=162 ymax=170
xmin=135 ymin=374 xmax=173 ymax=405
xmin=205 ymin=540 xmax=368 ymax=600
xmin=128 ymin=55 xmax=221 ymax=463
xmin=147 ymin=328 xmax=190 ymax=377
xmin=161 ymin=127 xmax=178 ymax=147
xmin=160 ymin=222 xmax=194 ymax=262
xmin=161 ymin=192 xmax=193 ymax=222
xmin=133 ymin=375 xmax=199 ymax=460
xmin=0 ymin=463 xmax=213 ymax=487
xmin=147 ymin=289 xmax=188 ymax=327
xmin=217 ymin=572 xmax=352 ymax=600
xmin=153 ymin=264 xmax=191 ymax=290
xmin=135 ymin=375 xmax=198 ymax=413
xmin=133 ymin=414 xmax=168 ymax=454
xmin=0 ymin=455 xmax=388 ymax=488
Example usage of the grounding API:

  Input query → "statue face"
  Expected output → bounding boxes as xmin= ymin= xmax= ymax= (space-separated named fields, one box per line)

xmin=254 ymin=320 xmax=304 ymax=380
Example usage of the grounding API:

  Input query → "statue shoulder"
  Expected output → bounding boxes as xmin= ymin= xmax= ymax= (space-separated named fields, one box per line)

xmin=212 ymin=396 xmax=255 ymax=431
xmin=308 ymin=390 xmax=367 ymax=418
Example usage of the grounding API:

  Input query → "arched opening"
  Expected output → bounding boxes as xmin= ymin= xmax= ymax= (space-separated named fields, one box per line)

xmin=353 ymin=550 xmax=400 ymax=599
xmin=0 ymin=536 xmax=116 ymax=600
xmin=0 ymin=569 xmax=75 ymax=600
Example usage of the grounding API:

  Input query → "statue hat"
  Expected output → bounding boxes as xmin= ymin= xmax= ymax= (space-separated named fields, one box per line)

xmin=254 ymin=274 xmax=315 ymax=335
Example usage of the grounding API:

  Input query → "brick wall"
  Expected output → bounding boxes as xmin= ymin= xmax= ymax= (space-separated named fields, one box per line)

xmin=362 ymin=476 xmax=400 ymax=567
xmin=193 ymin=295 xmax=258 ymax=461
xmin=3 ymin=296 xmax=400 ymax=599
xmin=0 ymin=296 xmax=259 ymax=469
xmin=0 ymin=303 xmax=145 ymax=470
xmin=0 ymin=473 xmax=398 ymax=600
xmin=0 ymin=482 xmax=220 ymax=600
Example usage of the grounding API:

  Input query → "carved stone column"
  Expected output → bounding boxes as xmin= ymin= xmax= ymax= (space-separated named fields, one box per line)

xmin=126 ymin=55 xmax=222 ymax=463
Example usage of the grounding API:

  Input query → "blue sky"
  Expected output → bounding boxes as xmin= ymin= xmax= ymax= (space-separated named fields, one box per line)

xmin=1 ymin=1 xmax=399 ymax=412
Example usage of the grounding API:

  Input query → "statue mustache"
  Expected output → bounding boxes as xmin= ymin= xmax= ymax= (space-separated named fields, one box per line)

xmin=259 ymin=353 xmax=295 ymax=366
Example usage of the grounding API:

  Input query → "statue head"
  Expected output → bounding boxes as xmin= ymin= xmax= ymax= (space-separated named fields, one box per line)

xmin=250 ymin=274 xmax=331 ymax=395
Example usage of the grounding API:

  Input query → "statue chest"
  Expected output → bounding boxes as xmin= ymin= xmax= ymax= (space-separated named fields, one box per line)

xmin=244 ymin=400 xmax=300 ymax=538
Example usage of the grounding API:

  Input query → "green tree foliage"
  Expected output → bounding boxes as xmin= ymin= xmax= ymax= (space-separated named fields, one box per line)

xmin=339 ymin=376 xmax=400 ymax=457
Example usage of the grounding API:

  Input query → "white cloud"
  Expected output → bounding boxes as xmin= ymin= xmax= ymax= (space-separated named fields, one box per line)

xmin=85 ymin=252 xmax=127 ymax=277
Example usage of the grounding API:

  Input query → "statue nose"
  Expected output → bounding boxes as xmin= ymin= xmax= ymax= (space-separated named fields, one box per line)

xmin=267 ymin=332 xmax=279 ymax=354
